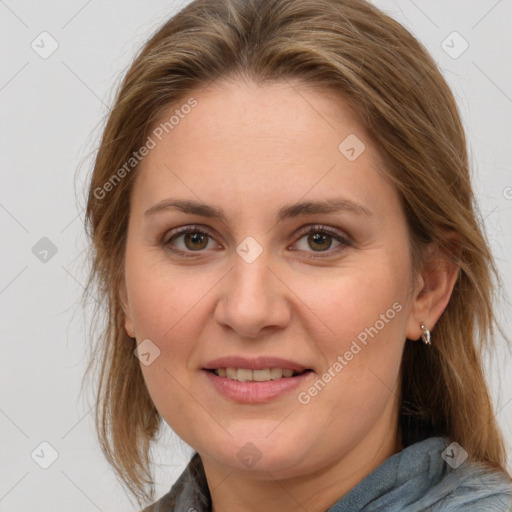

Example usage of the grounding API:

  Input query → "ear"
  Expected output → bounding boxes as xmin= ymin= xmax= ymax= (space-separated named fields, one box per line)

xmin=406 ymin=233 xmax=460 ymax=341
xmin=119 ymin=278 xmax=136 ymax=338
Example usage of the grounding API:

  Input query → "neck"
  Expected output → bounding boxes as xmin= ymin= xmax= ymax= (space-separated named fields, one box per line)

xmin=202 ymin=399 xmax=402 ymax=512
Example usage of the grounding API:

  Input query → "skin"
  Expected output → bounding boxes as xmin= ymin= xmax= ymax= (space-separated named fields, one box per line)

xmin=120 ymin=78 xmax=458 ymax=512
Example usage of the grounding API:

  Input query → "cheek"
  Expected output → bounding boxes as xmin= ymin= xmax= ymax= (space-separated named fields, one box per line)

xmin=299 ymin=258 xmax=408 ymax=348
xmin=124 ymin=249 xmax=213 ymax=406
xmin=127 ymin=260 xmax=213 ymax=438
xmin=289 ymin=269 xmax=407 ymax=454
xmin=292 ymin=250 xmax=410 ymax=399
xmin=125 ymin=244 xmax=207 ymax=340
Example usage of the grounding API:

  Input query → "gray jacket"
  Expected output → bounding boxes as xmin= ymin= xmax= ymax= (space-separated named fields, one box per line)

xmin=142 ymin=437 xmax=512 ymax=511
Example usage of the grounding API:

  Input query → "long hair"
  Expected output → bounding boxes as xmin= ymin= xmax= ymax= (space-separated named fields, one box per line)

xmin=82 ymin=0 xmax=510 ymax=504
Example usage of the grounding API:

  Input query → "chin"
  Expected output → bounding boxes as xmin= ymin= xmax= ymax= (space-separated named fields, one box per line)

xmin=200 ymin=432 xmax=311 ymax=477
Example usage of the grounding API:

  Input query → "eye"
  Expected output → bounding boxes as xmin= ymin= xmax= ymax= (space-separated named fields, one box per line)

xmin=291 ymin=224 xmax=351 ymax=258
xmin=162 ymin=224 xmax=351 ymax=258
xmin=163 ymin=225 xmax=219 ymax=256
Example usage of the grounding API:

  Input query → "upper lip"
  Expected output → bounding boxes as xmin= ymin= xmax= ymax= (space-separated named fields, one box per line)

xmin=203 ymin=356 xmax=309 ymax=372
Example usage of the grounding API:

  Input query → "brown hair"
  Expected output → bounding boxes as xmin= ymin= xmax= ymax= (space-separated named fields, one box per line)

xmin=82 ymin=0 xmax=510 ymax=505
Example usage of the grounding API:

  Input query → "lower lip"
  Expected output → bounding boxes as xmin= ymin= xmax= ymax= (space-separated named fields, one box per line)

xmin=203 ymin=370 xmax=314 ymax=403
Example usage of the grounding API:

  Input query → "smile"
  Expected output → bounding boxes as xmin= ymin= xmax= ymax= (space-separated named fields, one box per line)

xmin=203 ymin=368 xmax=314 ymax=403
xmin=210 ymin=367 xmax=307 ymax=381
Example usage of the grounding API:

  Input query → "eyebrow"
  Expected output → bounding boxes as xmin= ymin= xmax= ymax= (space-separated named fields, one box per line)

xmin=144 ymin=197 xmax=372 ymax=222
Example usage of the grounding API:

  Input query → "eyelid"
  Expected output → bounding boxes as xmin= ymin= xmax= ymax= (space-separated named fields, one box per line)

xmin=288 ymin=224 xmax=352 ymax=259
xmin=163 ymin=224 xmax=215 ymax=243
xmin=162 ymin=223 xmax=352 ymax=258
xmin=292 ymin=223 xmax=352 ymax=244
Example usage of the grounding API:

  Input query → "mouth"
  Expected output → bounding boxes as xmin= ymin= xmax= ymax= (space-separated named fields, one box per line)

xmin=202 ymin=357 xmax=315 ymax=402
xmin=202 ymin=356 xmax=315 ymax=402
xmin=205 ymin=367 xmax=313 ymax=381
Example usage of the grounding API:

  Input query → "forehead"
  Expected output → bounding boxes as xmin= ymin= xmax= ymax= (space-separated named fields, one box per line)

xmin=130 ymin=79 xmax=395 ymax=221
xmin=157 ymin=78 xmax=367 ymax=151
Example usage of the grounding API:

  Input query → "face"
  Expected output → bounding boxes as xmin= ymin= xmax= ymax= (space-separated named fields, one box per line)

xmin=121 ymin=79 xmax=418 ymax=479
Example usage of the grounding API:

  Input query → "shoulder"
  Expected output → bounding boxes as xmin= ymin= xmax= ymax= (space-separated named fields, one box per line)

xmin=418 ymin=460 xmax=512 ymax=512
xmin=371 ymin=436 xmax=512 ymax=512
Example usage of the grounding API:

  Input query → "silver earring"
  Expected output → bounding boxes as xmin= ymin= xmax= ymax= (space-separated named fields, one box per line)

xmin=420 ymin=322 xmax=431 ymax=345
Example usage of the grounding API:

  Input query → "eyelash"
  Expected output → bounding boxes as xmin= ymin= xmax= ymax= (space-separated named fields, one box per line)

xmin=162 ymin=224 xmax=352 ymax=259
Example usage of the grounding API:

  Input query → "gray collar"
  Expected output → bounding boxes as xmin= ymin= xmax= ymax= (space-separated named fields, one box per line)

xmin=144 ymin=437 xmax=512 ymax=512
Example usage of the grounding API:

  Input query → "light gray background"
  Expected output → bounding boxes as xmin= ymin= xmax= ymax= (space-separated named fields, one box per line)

xmin=1 ymin=1 xmax=511 ymax=510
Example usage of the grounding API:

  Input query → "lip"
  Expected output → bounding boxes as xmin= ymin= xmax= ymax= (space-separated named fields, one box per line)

xmin=203 ymin=369 xmax=314 ymax=403
xmin=203 ymin=356 xmax=309 ymax=373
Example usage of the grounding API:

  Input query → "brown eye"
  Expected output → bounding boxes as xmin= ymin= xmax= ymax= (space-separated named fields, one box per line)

xmin=292 ymin=225 xmax=351 ymax=258
xmin=164 ymin=226 xmax=218 ymax=256
xmin=163 ymin=224 xmax=351 ymax=259
xmin=182 ymin=232 xmax=209 ymax=251
xmin=307 ymin=232 xmax=333 ymax=251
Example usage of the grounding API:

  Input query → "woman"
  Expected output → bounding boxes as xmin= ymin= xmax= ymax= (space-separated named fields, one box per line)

xmin=83 ymin=0 xmax=512 ymax=510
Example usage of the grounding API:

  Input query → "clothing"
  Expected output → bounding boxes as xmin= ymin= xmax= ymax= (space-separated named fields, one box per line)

xmin=142 ymin=437 xmax=512 ymax=511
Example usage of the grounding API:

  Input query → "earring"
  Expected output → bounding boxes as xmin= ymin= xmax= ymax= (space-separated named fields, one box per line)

xmin=420 ymin=322 xmax=431 ymax=345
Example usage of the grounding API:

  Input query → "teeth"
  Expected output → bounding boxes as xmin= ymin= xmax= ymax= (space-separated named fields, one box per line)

xmin=214 ymin=367 xmax=301 ymax=381
xmin=237 ymin=369 xmax=253 ymax=382
xmin=253 ymin=369 xmax=271 ymax=381
xmin=270 ymin=368 xmax=283 ymax=379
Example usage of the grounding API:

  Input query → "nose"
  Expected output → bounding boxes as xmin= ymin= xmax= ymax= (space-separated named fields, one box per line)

xmin=214 ymin=250 xmax=292 ymax=339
